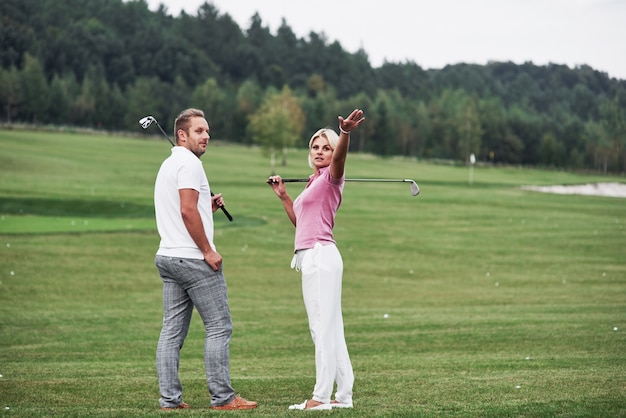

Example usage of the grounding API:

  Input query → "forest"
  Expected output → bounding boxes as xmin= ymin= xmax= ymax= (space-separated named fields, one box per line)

xmin=1 ymin=0 xmax=625 ymax=172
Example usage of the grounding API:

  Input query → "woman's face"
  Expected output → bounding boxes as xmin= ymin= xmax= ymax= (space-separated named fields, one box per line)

xmin=310 ymin=135 xmax=333 ymax=169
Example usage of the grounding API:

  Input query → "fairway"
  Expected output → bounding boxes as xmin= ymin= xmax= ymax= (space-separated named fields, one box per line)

xmin=1 ymin=129 xmax=625 ymax=417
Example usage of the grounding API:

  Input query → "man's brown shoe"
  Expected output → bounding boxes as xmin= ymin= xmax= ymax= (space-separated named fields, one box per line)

xmin=211 ymin=395 xmax=257 ymax=411
xmin=160 ymin=401 xmax=190 ymax=411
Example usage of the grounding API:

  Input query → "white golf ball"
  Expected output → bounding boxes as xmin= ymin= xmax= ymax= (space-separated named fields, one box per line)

xmin=613 ymin=327 xmax=618 ymax=331
xmin=383 ymin=314 xmax=389 ymax=319
xmin=10 ymin=271 xmax=14 ymax=276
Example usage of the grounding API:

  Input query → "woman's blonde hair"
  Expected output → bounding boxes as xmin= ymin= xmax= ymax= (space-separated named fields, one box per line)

xmin=307 ymin=128 xmax=339 ymax=168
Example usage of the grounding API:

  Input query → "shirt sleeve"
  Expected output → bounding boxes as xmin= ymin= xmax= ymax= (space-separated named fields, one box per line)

xmin=177 ymin=160 xmax=204 ymax=191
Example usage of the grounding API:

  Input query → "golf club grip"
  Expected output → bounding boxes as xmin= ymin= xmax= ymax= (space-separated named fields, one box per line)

xmin=266 ymin=178 xmax=309 ymax=183
xmin=211 ymin=192 xmax=233 ymax=222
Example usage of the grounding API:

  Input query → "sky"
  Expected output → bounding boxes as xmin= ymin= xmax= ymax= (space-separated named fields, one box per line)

xmin=144 ymin=0 xmax=626 ymax=80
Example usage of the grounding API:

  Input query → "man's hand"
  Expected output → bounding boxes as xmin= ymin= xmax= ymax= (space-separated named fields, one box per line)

xmin=211 ymin=193 xmax=224 ymax=213
xmin=204 ymin=249 xmax=222 ymax=271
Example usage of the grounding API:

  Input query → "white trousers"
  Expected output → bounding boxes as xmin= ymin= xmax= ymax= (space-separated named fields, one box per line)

xmin=292 ymin=242 xmax=354 ymax=404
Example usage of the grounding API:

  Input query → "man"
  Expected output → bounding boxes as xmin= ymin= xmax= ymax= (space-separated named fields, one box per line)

xmin=153 ymin=108 xmax=256 ymax=411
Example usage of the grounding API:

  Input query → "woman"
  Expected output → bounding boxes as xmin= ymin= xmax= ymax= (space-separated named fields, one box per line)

xmin=268 ymin=109 xmax=365 ymax=411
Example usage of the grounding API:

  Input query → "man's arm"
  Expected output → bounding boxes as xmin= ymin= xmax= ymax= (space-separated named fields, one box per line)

xmin=179 ymin=188 xmax=222 ymax=270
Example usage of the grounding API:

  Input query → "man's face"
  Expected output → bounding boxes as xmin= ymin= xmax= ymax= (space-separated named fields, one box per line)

xmin=179 ymin=117 xmax=210 ymax=157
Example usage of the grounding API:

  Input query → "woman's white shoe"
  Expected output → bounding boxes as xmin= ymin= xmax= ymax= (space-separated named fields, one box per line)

xmin=331 ymin=400 xmax=353 ymax=408
xmin=288 ymin=400 xmax=332 ymax=410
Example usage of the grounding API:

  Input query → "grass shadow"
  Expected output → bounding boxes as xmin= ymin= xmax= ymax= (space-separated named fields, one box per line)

xmin=0 ymin=197 xmax=154 ymax=218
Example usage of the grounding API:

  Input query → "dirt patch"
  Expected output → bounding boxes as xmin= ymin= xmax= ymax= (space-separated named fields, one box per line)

xmin=521 ymin=182 xmax=626 ymax=198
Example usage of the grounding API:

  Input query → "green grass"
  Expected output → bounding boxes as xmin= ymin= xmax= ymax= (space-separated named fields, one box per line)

xmin=1 ymin=129 xmax=625 ymax=417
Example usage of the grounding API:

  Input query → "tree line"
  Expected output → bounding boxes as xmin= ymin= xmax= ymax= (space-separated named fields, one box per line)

xmin=1 ymin=0 xmax=625 ymax=172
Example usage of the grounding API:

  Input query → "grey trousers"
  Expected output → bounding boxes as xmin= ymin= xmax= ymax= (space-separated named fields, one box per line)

xmin=155 ymin=256 xmax=235 ymax=408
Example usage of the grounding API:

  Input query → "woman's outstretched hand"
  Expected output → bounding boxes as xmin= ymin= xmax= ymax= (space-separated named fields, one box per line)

xmin=338 ymin=109 xmax=365 ymax=133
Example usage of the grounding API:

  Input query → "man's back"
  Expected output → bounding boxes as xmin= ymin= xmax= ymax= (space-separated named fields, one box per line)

xmin=154 ymin=146 xmax=214 ymax=259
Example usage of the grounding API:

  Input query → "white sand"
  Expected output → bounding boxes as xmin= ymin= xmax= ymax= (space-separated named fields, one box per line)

xmin=521 ymin=182 xmax=626 ymax=198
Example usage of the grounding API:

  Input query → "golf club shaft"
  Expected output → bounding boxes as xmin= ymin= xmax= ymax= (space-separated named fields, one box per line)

xmin=154 ymin=121 xmax=175 ymax=147
xmin=277 ymin=178 xmax=410 ymax=183
xmin=267 ymin=177 xmax=420 ymax=196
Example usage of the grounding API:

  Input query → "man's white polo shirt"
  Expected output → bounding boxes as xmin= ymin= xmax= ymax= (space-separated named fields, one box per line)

xmin=154 ymin=146 xmax=215 ymax=259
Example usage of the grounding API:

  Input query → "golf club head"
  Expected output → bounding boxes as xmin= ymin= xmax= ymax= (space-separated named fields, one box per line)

xmin=139 ymin=116 xmax=155 ymax=129
xmin=407 ymin=180 xmax=420 ymax=196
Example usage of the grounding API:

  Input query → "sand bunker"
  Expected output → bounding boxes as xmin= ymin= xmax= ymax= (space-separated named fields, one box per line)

xmin=521 ymin=182 xmax=626 ymax=198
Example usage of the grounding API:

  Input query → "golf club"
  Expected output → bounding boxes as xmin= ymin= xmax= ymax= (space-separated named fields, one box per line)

xmin=139 ymin=116 xmax=174 ymax=147
xmin=267 ymin=178 xmax=420 ymax=196
xmin=139 ymin=115 xmax=234 ymax=221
